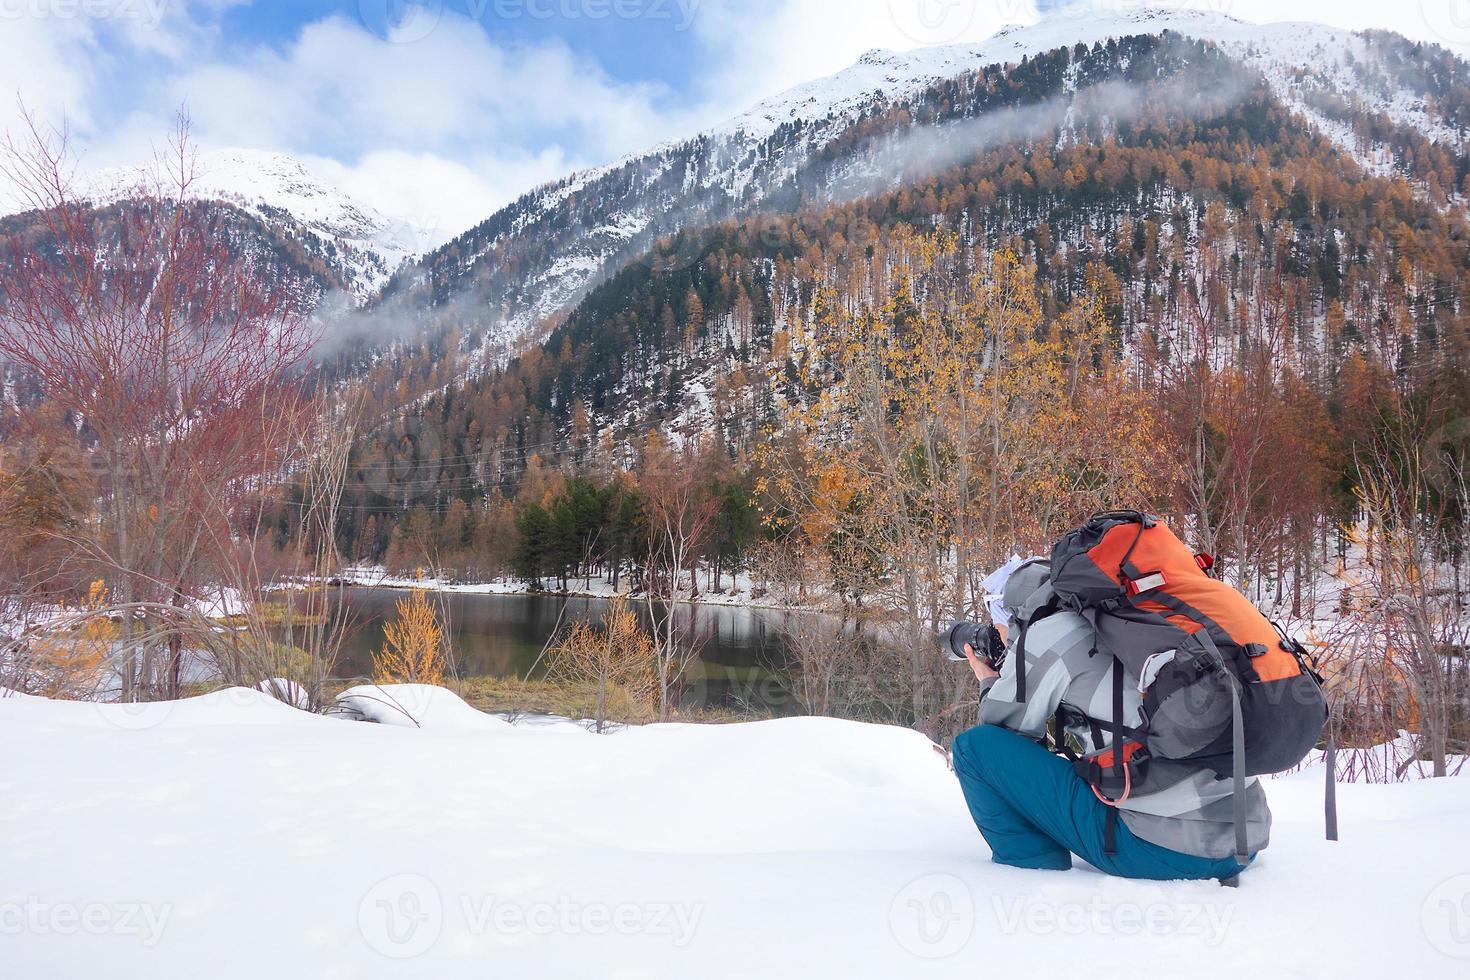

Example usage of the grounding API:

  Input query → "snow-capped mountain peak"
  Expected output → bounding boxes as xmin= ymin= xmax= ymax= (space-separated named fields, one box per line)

xmin=80 ymin=148 xmax=416 ymax=301
xmin=399 ymin=4 xmax=1467 ymax=362
xmin=710 ymin=7 xmax=1349 ymax=143
xmin=188 ymin=149 xmax=400 ymax=247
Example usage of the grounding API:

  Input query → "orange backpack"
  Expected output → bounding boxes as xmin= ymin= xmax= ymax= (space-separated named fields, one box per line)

xmin=1037 ymin=511 xmax=1333 ymax=868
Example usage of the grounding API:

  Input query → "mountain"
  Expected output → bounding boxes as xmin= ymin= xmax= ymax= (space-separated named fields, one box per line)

xmin=83 ymin=148 xmax=419 ymax=303
xmin=327 ymin=6 xmax=1470 ymax=569
xmin=378 ymin=8 xmax=1470 ymax=367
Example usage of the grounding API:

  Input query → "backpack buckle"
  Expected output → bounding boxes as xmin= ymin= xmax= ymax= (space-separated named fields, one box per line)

xmin=1125 ymin=571 xmax=1167 ymax=595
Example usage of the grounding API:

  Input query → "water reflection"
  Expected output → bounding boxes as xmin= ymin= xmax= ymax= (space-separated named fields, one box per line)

xmin=324 ymin=588 xmax=802 ymax=713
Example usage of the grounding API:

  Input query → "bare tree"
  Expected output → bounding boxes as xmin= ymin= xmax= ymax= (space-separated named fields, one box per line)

xmin=0 ymin=110 xmax=316 ymax=701
xmin=546 ymin=595 xmax=657 ymax=732
xmin=208 ymin=395 xmax=361 ymax=708
xmin=639 ymin=433 xmax=718 ymax=720
xmin=1351 ymin=424 xmax=1469 ymax=778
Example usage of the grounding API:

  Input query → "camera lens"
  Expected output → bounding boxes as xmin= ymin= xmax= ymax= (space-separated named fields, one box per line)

xmin=943 ymin=621 xmax=984 ymax=659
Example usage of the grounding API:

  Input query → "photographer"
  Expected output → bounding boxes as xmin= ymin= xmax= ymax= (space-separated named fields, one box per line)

xmin=947 ymin=559 xmax=1267 ymax=881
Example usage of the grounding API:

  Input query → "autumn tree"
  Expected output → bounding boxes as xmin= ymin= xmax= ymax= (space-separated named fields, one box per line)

xmin=373 ymin=588 xmax=448 ymax=686
xmin=546 ymin=595 xmax=657 ymax=732
xmin=765 ymin=232 xmax=1158 ymax=729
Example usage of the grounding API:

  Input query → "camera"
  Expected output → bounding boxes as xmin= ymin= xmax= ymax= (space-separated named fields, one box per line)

xmin=942 ymin=621 xmax=1006 ymax=669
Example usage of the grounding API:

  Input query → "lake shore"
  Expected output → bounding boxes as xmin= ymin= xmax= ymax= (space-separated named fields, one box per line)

xmin=325 ymin=565 xmax=819 ymax=614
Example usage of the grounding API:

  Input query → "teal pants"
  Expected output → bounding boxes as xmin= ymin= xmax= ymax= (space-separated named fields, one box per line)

xmin=952 ymin=724 xmax=1248 ymax=880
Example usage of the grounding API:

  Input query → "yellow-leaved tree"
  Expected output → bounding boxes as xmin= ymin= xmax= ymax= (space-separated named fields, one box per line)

xmin=372 ymin=588 xmax=446 ymax=686
xmin=28 ymin=579 xmax=112 ymax=698
xmin=760 ymin=230 xmax=1163 ymax=732
xmin=546 ymin=595 xmax=657 ymax=732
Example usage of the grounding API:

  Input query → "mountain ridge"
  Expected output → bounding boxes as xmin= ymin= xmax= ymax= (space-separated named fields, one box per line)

xmin=378 ymin=7 xmax=1470 ymax=367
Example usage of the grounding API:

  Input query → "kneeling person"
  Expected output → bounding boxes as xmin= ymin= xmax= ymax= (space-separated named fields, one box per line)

xmin=951 ymin=560 xmax=1268 ymax=881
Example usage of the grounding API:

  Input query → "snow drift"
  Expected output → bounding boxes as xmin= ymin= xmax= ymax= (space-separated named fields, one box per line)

xmin=1 ymin=685 xmax=1466 ymax=977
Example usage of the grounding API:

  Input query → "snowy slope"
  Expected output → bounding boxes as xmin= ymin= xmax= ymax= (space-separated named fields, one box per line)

xmin=81 ymin=149 xmax=417 ymax=301
xmin=713 ymin=8 xmax=1453 ymax=148
xmin=402 ymin=7 xmax=1470 ymax=362
xmin=2 ymin=685 xmax=1467 ymax=977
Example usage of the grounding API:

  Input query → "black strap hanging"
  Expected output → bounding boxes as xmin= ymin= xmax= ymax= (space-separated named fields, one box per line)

xmin=1111 ymin=667 xmax=1125 ymax=783
xmin=1324 ymin=707 xmax=1338 ymax=842
xmin=1227 ymin=670 xmax=1249 ymax=872
xmin=1014 ymin=618 xmax=1029 ymax=703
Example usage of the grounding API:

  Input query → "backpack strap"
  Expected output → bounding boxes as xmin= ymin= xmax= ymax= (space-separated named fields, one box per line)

xmin=1014 ymin=619 xmax=1028 ymax=703
xmin=1194 ymin=629 xmax=1250 ymax=882
xmin=1324 ymin=707 xmax=1339 ymax=842
xmin=1106 ymin=667 xmax=1124 ymax=855
xmin=1050 ymin=705 xmax=1079 ymax=762
xmin=1227 ymin=668 xmax=1249 ymax=871
xmin=1010 ymin=583 xmax=1059 ymax=704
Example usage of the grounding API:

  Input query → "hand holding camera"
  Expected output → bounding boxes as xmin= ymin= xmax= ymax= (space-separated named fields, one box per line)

xmin=941 ymin=620 xmax=1006 ymax=682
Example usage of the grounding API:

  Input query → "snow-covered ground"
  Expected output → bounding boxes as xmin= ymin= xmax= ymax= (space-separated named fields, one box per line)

xmin=2 ymin=685 xmax=1467 ymax=977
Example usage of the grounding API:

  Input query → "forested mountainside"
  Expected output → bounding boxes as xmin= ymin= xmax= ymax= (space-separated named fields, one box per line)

xmin=361 ymin=9 xmax=1470 ymax=377
xmin=0 ymin=193 xmax=380 ymax=344
xmin=310 ymin=23 xmax=1470 ymax=587
xmin=0 ymin=149 xmax=413 ymax=384
xmin=76 ymin=148 xmax=417 ymax=303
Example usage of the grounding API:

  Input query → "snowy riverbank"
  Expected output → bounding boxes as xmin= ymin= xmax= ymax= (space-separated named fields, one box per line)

xmin=3 ymin=685 xmax=1468 ymax=977
xmin=325 ymin=564 xmax=804 ymax=612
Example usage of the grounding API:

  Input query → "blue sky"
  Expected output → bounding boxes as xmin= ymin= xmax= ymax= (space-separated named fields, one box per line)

xmin=3 ymin=0 xmax=1466 ymax=244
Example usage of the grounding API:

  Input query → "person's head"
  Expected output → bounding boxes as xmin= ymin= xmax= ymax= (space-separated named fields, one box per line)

xmin=993 ymin=558 xmax=1051 ymax=631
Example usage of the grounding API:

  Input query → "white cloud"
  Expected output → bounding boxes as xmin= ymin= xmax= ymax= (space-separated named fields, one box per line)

xmin=2 ymin=6 xmax=705 ymax=242
xmin=6 ymin=0 xmax=1470 ymax=242
xmin=302 ymin=146 xmax=576 ymax=248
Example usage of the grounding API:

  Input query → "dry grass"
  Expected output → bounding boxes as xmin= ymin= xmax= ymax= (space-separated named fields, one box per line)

xmin=311 ymin=674 xmax=766 ymax=726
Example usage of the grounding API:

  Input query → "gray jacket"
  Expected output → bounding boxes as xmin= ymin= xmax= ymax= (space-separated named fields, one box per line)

xmin=978 ymin=561 xmax=1271 ymax=860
